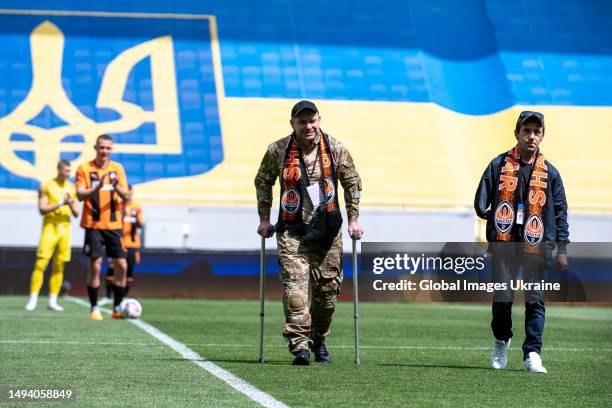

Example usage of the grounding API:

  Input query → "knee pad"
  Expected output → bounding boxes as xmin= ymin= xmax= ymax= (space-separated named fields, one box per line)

xmin=287 ymin=288 xmax=306 ymax=312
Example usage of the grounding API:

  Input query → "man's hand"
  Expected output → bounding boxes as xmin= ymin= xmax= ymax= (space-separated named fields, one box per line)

xmin=555 ymin=253 xmax=567 ymax=272
xmin=257 ymin=219 xmax=275 ymax=238
xmin=109 ymin=172 xmax=118 ymax=186
xmin=95 ymin=173 xmax=107 ymax=190
xmin=348 ymin=219 xmax=363 ymax=240
xmin=77 ymin=173 xmax=106 ymax=201
xmin=66 ymin=193 xmax=80 ymax=217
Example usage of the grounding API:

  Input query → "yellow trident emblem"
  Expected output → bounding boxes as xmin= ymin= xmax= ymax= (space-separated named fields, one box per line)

xmin=0 ymin=21 xmax=182 ymax=181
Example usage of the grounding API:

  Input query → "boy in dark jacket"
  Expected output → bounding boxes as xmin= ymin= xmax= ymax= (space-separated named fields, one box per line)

xmin=474 ymin=111 xmax=569 ymax=373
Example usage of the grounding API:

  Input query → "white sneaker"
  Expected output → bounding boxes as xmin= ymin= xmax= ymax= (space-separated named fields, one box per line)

xmin=47 ymin=302 xmax=64 ymax=312
xmin=98 ymin=297 xmax=112 ymax=306
xmin=491 ymin=338 xmax=511 ymax=369
xmin=47 ymin=295 xmax=64 ymax=312
xmin=25 ymin=298 xmax=38 ymax=311
xmin=524 ymin=352 xmax=548 ymax=373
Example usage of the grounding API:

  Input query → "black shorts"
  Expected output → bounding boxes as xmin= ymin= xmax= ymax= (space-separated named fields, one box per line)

xmin=83 ymin=229 xmax=126 ymax=259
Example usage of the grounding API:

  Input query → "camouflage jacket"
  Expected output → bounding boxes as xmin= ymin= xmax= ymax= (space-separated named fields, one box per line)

xmin=254 ymin=133 xmax=362 ymax=223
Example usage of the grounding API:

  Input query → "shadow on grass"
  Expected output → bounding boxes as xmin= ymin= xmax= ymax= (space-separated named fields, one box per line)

xmin=5 ymin=313 xmax=71 ymax=320
xmin=211 ymin=359 xmax=293 ymax=366
xmin=156 ymin=357 xmax=291 ymax=365
xmin=377 ymin=363 xmax=522 ymax=372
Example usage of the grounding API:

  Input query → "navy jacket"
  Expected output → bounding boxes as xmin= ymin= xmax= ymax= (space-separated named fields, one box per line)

xmin=474 ymin=152 xmax=570 ymax=253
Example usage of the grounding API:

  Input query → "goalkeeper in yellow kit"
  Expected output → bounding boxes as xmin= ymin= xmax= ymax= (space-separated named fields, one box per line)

xmin=25 ymin=160 xmax=80 ymax=311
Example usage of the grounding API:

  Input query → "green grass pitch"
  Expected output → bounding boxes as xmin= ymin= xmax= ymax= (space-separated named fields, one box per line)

xmin=1 ymin=296 xmax=610 ymax=407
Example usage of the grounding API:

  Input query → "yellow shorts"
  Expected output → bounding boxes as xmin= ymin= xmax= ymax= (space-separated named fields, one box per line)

xmin=36 ymin=222 xmax=72 ymax=262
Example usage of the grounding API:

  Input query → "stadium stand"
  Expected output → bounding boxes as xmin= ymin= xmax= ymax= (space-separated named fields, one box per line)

xmin=0 ymin=0 xmax=610 ymax=258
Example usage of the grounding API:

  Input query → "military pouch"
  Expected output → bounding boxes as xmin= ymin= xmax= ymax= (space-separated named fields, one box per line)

xmin=304 ymin=207 xmax=342 ymax=250
xmin=304 ymin=206 xmax=327 ymax=243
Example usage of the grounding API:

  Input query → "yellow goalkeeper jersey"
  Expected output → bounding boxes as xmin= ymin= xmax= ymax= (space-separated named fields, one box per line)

xmin=41 ymin=178 xmax=76 ymax=225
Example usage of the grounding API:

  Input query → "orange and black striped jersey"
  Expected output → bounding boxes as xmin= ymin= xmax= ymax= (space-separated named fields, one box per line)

xmin=76 ymin=160 xmax=128 ymax=230
xmin=122 ymin=202 xmax=143 ymax=249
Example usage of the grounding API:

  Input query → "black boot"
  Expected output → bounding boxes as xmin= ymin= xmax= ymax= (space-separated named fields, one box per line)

xmin=291 ymin=349 xmax=310 ymax=365
xmin=311 ymin=343 xmax=331 ymax=363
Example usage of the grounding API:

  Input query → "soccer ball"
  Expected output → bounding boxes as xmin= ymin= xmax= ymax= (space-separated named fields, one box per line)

xmin=120 ymin=299 xmax=142 ymax=319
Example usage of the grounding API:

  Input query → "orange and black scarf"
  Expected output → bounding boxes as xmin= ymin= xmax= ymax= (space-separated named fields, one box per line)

xmin=278 ymin=132 xmax=340 ymax=236
xmin=494 ymin=146 xmax=548 ymax=253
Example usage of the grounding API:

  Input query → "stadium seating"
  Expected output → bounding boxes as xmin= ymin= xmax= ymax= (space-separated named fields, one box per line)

xmin=0 ymin=0 xmax=610 ymax=210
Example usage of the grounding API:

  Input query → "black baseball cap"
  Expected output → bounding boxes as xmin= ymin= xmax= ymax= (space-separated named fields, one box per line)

xmin=516 ymin=111 xmax=544 ymax=130
xmin=291 ymin=100 xmax=318 ymax=118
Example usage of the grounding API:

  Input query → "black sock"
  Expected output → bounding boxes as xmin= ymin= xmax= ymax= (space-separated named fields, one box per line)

xmin=112 ymin=284 xmax=125 ymax=310
xmin=124 ymin=285 xmax=130 ymax=297
xmin=105 ymin=280 xmax=113 ymax=298
xmin=106 ymin=266 xmax=115 ymax=297
xmin=87 ymin=286 xmax=99 ymax=309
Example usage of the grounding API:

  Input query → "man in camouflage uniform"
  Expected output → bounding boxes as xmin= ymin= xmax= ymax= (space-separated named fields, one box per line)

xmin=255 ymin=100 xmax=363 ymax=365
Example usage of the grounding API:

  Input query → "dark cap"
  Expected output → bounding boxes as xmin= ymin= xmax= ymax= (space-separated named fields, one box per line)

xmin=291 ymin=100 xmax=318 ymax=118
xmin=516 ymin=111 xmax=544 ymax=130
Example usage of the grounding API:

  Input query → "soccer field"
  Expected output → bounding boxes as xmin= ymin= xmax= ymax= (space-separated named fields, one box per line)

xmin=1 ymin=296 xmax=610 ymax=407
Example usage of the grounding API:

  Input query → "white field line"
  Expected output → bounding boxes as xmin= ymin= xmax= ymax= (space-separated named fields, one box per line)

xmin=66 ymin=297 xmax=289 ymax=408
xmin=3 ymin=338 xmax=610 ymax=353
xmin=0 ymin=339 xmax=164 ymax=346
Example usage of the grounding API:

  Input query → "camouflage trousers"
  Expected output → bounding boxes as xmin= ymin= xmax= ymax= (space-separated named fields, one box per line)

xmin=277 ymin=230 xmax=343 ymax=352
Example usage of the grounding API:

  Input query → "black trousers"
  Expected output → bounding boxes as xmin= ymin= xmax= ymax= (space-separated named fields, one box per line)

xmin=491 ymin=246 xmax=547 ymax=359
